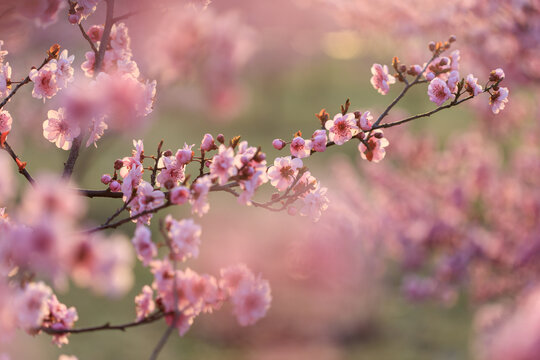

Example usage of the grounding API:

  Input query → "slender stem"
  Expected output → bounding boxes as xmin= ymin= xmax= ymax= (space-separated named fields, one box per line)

xmin=2 ymin=140 xmax=35 ymax=184
xmin=149 ymin=325 xmax=176 ymax=360
xmin=78 ymin=23 xmax=98 ymax=55
xmin=78 ymin=189 xmax=123 ymax=198
xmin=41 ymin=311 xmax=167 ymax=334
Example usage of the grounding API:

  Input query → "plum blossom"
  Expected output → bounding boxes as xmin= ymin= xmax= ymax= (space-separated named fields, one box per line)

xmin=325 ymin=113 xmax=359 ymax=145
xmin=0 ymin=110 xmax=12 ymax=134
xmin=131 ymin=225 xmax=157 ymax=266
xmin=190 ymin=176 xmax=212 ymax=216
xmin=156 ymin=156 xmax=185 ymax=188
xmin=176 ymin=143 xmax=194 ymax=165
xmin=220 ymin=264 xmax=255 ymax=295
xmin=290 ymin=136 xmax=311 ymax=158
xmin=183 ymin=269 xmax=220 ymax=313
xmin=209 ymin=145 xmax=237 ymax=185
xmin=272 ymin=139 xmax=286 ymax=150
xmin=54 ymin=50 xmax=74 ymax=88
xmin=170 ymin=186 xmax=190 ymax=205
xmin=134 ymin=285 xmax=155 ymax=321
xmin=15 ymin=282 xmax=52 ymax=330
xmin=358 ymin=111 xmax=373 ymax=131
xmin=447 ymin=70 xmax=460 ymax=92
xmin=428 ymin=78 xmax=453 ymax=106
xmin=29 ymin=62 xmax=59 ymax=100
xmin=490 ymin=68 xmax=505 ymax=82
xmin=0 ymin=62 xmax=12 ymax=98
xmin=86 ymin=118 xmax=108 ymax=148
xmin=166 ymin=216 xmax=202 ymax=261
xmin=201 ymin=133 xmax=216 ymax=151
xmin=490 ymin=87 xmax=509 ymax=114
xmin=131 ymin=182 xmax=165 ymax=223
xmin=370 ymin=63 xmax=395 ymax=95
xmin=359 ymin=130 xmax=390 ymax=163
xmin=300 ymin=185 xmax=330 ymax=222
xmin=121 ymin=164 xmax=143 ymax=199
xmin=43 ymin=108 xmax=81 ymax=150
xmin=311 ymin=130 xmax=327 ymax=152
xmin=44 ymin=294 xmax=78 ymax=347
xmin=267 ymin=156 xmax=303 ymax=191
xmin=231 ymin=277 xmax=272 ymax=326
xmin=465 ymin=74 xmax=483 ymax=96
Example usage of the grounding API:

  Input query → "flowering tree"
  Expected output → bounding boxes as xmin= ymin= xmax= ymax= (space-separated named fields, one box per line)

xmin=0 ymin=1 xmax=509 ymax=359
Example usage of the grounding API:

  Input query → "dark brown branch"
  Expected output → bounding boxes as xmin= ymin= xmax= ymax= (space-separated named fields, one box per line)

xmin=78 ymin=23 xmax=98 ymax=55
xmin=41 ymin=311 xmax=166 ymax=334
xmin=150 ymin=140 xmax=164 ymax=187
xmin=2 ymin=140 xmax=35 ymax=184
xmin=78 ymin=189 xmax=123 ymax=198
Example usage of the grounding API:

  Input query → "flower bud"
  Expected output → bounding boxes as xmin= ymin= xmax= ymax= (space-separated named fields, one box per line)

xmin=114 ymin=159 xmax=123 ymax=170
xmin=428 ymin=41 xmax=436 ymax=52
xmin=163 ymin=150 xmax=173 ymax=157
xmin=374 ymin=132 xmax=384 ymax=139
xmin=109 ymin=180 xmax=121 ymax=192
xmin=216 ymin=134 xmax=225 ymax=144
xmin=101 ymin=174 xmax=112 ymax=185
xmin=272 ymin=139 xmax=286 ymax=150
xmin=449 ymin=35 xmax=457 ymax=43
xmin=164 ymin=179 xmax=175 ymax=190
xmin=68 ymin=13 xmax=80 ymax=24
xmin=200 ymin=133 xmax=216 ymax=151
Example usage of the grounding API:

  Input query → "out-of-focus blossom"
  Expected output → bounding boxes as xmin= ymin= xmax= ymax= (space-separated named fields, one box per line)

xmin=166 ymin=216 xmax=202 ymax=261
xmin=131 ymin=225 xmax=157 ymax=266
xmin=370 ymin=64 xmax=395 ymax=95
xmin=134 ymin=285 xmax=155 ymax=321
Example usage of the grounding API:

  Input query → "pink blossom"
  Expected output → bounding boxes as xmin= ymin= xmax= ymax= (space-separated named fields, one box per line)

xmin=210 ymin=145 xmax=237 ymax=185
xmin=490 ymin=87 xmax=509 ymax=114
xmin=201 ymin=133 xmax=216 ymax=151
xmin=267 ymin=156 xmax=303 ymax=191
xmin=43 ymin=108 xmax=81 ymax=150
xmin=290 ymin=136 xmax=312 ymax=158
xmin=131 ymin=225 xmax=157 ymax=266
xmin=183 ymin=269 xmax=220 ymax=313
xmin=0 ymin=110 xmax=12 ymax=134
xmin=428 ymin=78 xmax=453 ymax=106
xmin=45 ymin=294 xmax=78 ymax=347
xmin=134 ymin=285 xmax=155 ymax=321
xmin=131 ymin=182 xmax=165 ymax=223
xmin=370 ymin=63 xmax=395 ymax=95
xmin=121 ymin=164 xmax=143 ymax=199
xmin=166 ymin=216 xmax=202 ymax=261
xmin=190 ymin=176 xmax=212 ymax=216
xmin=465 ymin=74 xmax=483 ymax=96
xmin=324 ymin=113 xmax=359 ymax=145
xmin=490 ymin=68 xmax=505 ymax=82
xmin=176 ymin=143 xmax=194 ymax=165
xmin=299 ymin=185 xmax=330 ymax=222
xmin=100 ymin=174 xmax=111 ymax=185
xmin=156 ymin=156 xmax=185 ymax=188
xmin=358 ymin=130 xmax=390 ymax=163
xmin=231 ymin=277 xmax=272 ymax=326
xmin=0 ymin=62 xmax=12 ymax=98
xmin=450 ymin=50 xmax=460 ymax=71
xmin=358 ymin=111 xmax=373 ymax=131
xmin=220 ymin=264 xmax=255 ymax=295
xmin=29 ymin=62 xmax=59 ymax=100
xmin=54 ymin=50 xmax=74 ymax=88
xmin=87 ymin=25 xmax=103 ymax=42
xmin=447 ymin=70 xmax=460 ymax=92
xmin=169 ymin=186 xmax=190 ymax=205
xmin=16 ymin=282 xmax=52 ymax=330
xmin=109 ymin=180 xmax=121 ymax=192
xmin=85 ymin=118 xmax=108 ymax=148
xmin=311 ymin=130 xmax=327 ymax=152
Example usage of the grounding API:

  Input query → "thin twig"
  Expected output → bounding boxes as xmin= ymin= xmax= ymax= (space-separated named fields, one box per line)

xmin=41 ymin=311 xmax=167 ymax=334
xmin=78 ymin=23 xmax=98 ymax=55
xmin=2 ymin=140 xmax=35 ymax=184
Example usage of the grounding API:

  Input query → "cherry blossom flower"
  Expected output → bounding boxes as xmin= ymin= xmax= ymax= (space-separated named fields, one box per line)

xmin=44 ymin=294 xmax=78 ymax=347
xmin=325 ymin=113 xmax=359 ymax=145
xmin=428 ymin=77 xmax=453 ymax=106
xmin=210 ymin=145 xmax=237 ymax=185
xmin=134 ymin=285 xmax=155 ymax=321
xmin=29 ymin=62 xmax=59 ymax=100
xmin=54 ymin=50 xmax=74 ymax=88
xmin=220 ymin=264 xmax=255 ymax=295
xmin=156 ymin=156 xmax=185 ymax=188
xmin=447 ymin=70 xmax=460 ymax=92
xmin=358 ymin=111 xmax=373 ymax=131
xmin=131 ymin=182 xmax=165 ymax=223
xmin=490 ymin=68 xmax=505 ymax=82
xmin=43 ymin=108 xmax=81 ymax=150
xmin=121 ymin=164 xmax=143 ymax=200
xmin=299 ymin=184 xmax=330 ymax=222
xmin=267 ymin=156 xmax=303 ymax=191
xmin=231 ymin=277 xmax=272 ymax=326
xmin=86 ymin=117 xmax=108 ymax=148
xmin=0 ymin=62 xmax=12 ymax=98
xmin=170 ymin=186 xmax=190 ymax=205
xmin=190 ymin=176 xmax=212 ymax=216
xmin=290 ymin=136 xmax=312 ymax=158
xmin=131 ymin=225 xmax=157 ymax=266
xmin=311 ymin=130 xmax=327 ymax=152
xmin=15 ymin=281 xmax=52 ymax=330
xmin=465 ymin=74 xmax=483 ymax=96
xmin=176 ymin=143 xmax=194 ymax=165
xmin=370 ymin=63 xmax=395 ymax=95
xmin=201 ymin=133 xmax=216 ymax=151
xmin=0 ymin=110 xmax=12 ymax=134
xmin=166 ymin=216 xmax=202 ymax=261
xmin=490 ymin=87 xmax=509 ymax=114
xmin=183 ymin=269 xmax=220 ymax=313
xmin=358 ymin=130 xmax=390 ymax=163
